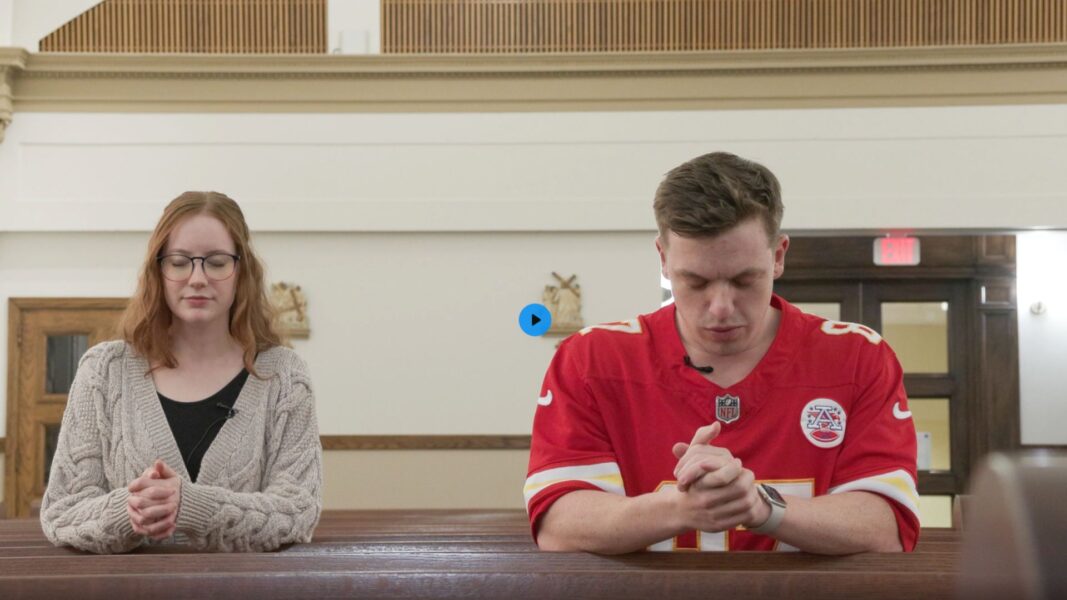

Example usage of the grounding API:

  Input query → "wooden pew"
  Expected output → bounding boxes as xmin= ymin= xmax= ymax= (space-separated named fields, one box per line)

xmin=958 ymin=451 xmax=1067 ymax=600
xmin=0 ymin=510 xmax=959 ymax=599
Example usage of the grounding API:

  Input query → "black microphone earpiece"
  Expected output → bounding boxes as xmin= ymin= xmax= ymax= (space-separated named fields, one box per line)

xmin=683 ymin=355 xmax=715 ymax=374
xmin=216 ymin=403 xmax=239 ymax=419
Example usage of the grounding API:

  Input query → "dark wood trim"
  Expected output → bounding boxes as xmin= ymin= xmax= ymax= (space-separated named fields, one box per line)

xmin=969 ymin=287 xmax=1021 ymax=466
xmin=903 ymin=375 xmax=956 ymax=399
xmin=320 ymin=435 xmax=532 ymax=450
xmin=782 ymin=236 xmax=1016 ymax=282
xmin=4 ymin=301 xmax=22 ymax=514
xmin=976 ymin=277 xmax=1016 ymax=310
xmin=976 ymin=236 xmax=1016 ymax=266
xmin=780 ymin=267 xmax=988 ymax=281
xmin=770 ymin=281 xmax=862 ymax=323
xmin=8 ymin=297 xmax=129 ymax=311
xmin=917 ymin=471 xmax=958 ymax=496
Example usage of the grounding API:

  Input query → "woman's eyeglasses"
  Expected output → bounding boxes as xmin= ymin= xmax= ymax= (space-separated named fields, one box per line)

xmin=158 ymin=253 xmax=240 ymax=282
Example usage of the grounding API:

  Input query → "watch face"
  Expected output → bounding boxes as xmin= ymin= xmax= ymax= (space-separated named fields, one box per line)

xmin=762 ymin=484 xmax=786 ymax=506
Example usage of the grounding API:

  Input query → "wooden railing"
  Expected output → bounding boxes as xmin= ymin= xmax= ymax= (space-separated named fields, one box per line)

xmin=383 ymin=0 xmax=1067 ymax=53
xmin=40 ymin=0 xmax=327 ymax=53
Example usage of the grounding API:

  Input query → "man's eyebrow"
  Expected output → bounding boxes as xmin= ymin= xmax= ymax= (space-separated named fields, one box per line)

xmin=731 ymin=268 xmax=765 ymax=279
xmin=676 ymin=267 xmax=765 ymax=280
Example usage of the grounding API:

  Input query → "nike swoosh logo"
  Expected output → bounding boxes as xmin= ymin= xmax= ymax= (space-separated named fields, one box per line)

xmin=893 ymin=402 xmax=912 ymax=420
xmin=537 ymin=391 xmax=553 ymax=406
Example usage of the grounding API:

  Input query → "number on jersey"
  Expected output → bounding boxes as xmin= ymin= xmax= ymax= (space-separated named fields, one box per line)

xmin=820 ymin=320 xmax=882 ymax=344
xmin=579 ymin=319 xmax=642 ymax=336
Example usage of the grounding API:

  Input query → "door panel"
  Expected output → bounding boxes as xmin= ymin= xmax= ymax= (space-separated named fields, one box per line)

xmin=5 ymin=299 xmax=126 ymax=518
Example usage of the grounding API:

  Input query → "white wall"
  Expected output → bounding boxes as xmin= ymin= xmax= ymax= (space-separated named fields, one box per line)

xmin=3 ymin=106 xmax=1067 ymax=233
xmin=328 ymin=0 xmax=380 ymax=54
xmin=1017 ymin=232 xmax=1067 ymax=445
xmin=3 ymin=104 xmax=1067 ymax=439
xmin=0 ymin=230 xmax=661 ymax=435
xmin=8 ymin=0 xmax=98 ymax=50
xmin=0 ymin=0 xmax=14 ymax=46
xmin=1 ymin=111 xmax=660 ymax=231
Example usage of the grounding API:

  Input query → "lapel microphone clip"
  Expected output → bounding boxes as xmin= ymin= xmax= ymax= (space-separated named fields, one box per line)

xmin=683 ymin=355 xmax=715 ymax=374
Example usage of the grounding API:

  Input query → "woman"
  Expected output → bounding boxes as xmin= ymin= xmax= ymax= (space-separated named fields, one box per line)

xmin=40 ymin=191 xmax=322 ymax=553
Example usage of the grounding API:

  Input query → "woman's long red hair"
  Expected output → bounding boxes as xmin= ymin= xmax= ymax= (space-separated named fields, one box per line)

xmin=121 ymin=191 xmax=282 ymax=375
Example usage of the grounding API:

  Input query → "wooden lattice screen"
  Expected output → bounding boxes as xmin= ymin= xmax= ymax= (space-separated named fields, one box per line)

xmin=383 ymin=0 xmax=1067 ymax=53
xmin=40 ymin=0 xmax=327 ymax=53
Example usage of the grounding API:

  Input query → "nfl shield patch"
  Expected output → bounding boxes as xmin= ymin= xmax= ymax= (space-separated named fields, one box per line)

xmin=715 ymin=394 xmax=741 ymax=424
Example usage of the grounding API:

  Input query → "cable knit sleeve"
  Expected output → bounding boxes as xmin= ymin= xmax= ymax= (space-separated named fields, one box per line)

xmin=39 ymin=345 xmax=144 ymax=554
xmin=173 ymin=357 xmax=323 ymax=551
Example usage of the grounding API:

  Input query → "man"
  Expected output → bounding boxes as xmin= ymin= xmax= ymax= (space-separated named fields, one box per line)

xmin=525 ymin=152 xmax=919 ymax=554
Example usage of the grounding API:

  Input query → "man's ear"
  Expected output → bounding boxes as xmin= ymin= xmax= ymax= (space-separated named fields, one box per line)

xmin=772 ymin=234 xmax=790 ymax=279
xmin=655 ymin=236 xmax=669 ymax=278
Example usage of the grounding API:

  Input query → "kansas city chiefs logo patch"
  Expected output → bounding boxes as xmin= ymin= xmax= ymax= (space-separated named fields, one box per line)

xmin=801 ymin=398 xmax=846 ymax=449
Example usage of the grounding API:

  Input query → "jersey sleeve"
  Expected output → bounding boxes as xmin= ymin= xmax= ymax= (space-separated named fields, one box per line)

xmin=828 ymin=338 xmax=921 ymax=551
xmin=525 ymin=338 xmax=624 ymax=543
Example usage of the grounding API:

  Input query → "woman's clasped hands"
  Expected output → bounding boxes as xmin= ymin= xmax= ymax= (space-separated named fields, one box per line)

xmin=126 ymin=460 xmax=182 ymax=540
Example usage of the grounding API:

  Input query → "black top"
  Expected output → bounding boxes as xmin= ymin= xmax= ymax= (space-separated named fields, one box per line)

xmin=158 ymin=369 xmax=249 ymax=482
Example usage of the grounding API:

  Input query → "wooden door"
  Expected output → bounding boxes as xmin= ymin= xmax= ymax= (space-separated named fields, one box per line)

xmin=775 ymin=234 xmax=1019 ymax=505
xmin=4 ymin=298 xmax=126 ymax=518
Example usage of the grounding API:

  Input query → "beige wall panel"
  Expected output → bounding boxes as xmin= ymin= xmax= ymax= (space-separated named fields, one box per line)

xmin=322 ymin=449 xmax=530 ymax=509
xmin=918 ymin=494 xmax=952 ymax=529
xmin=881 ymin=323 xmax=949 ymax=374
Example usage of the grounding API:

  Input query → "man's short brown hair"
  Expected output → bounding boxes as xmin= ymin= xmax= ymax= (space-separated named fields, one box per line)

xmin=653 ymin=152 xmax=783 ymax=243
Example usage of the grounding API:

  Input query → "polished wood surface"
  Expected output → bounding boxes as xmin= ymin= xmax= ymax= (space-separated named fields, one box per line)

xmin=0 ymin=510 xmax=959 ymax=599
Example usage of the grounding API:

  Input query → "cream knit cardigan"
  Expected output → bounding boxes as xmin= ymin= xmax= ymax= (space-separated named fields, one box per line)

xmin=40 ymin=340 xmax=323 ymax=553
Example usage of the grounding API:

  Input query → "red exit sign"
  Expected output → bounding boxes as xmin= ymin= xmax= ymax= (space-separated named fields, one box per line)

xmin=873 ymin=237 xmax=921 ymax=266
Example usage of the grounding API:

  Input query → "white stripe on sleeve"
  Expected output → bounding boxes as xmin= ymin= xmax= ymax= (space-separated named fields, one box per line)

xmin=524 ymin=461 xmax=624 ymax=510
xmin=829 ymin=468 xmax=920 ymax=518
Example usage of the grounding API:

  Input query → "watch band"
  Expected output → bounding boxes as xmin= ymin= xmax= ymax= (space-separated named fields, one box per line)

xmin=749 ymin=483 xmax=787 ymax=535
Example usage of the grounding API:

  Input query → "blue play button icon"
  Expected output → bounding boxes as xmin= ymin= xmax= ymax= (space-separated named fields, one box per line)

xmin=519 ymin=303 xmax=552 ymax=337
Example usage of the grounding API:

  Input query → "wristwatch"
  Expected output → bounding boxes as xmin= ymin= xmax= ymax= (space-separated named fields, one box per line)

xmin=749 ymin=483 xmax=787 ymax=535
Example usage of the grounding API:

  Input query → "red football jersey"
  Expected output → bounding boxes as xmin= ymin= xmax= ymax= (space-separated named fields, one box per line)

xmin=525 ymin=295 xmax=920 ymax=552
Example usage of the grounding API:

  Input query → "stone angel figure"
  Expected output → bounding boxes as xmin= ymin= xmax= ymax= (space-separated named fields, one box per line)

xmin=543 ymin=272 xmax=584 ymax=333
xmin=270 ymin=282 xmax=310 ymax=338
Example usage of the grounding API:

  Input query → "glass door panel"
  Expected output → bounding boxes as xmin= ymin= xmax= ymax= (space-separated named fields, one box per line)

xmin=881 ymin=302 xmax=949 ymax=373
